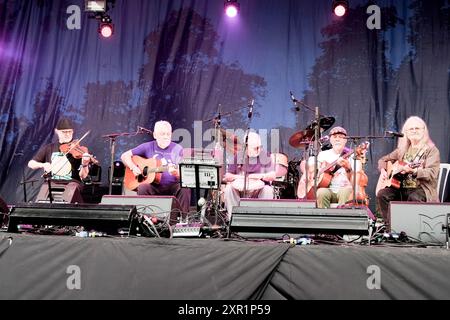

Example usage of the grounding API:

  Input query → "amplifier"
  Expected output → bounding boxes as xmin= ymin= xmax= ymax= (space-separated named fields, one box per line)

xmin=8 ymin=203 xmax=138 ymax=235
xmin=230 ymin=207 xmax=370 ymax=238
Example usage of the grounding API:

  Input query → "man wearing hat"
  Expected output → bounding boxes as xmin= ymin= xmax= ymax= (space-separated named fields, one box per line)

xmin=28 ymin=118 xmax=91 ymax=203
xmin=298 ymin=126 xmax=359 ymax=208
xmin=222 ymin=131 xmax=278 ymax=221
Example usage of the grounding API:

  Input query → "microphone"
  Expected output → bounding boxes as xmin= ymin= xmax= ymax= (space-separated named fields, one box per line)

xmin=248 ymin=99 xmax=254 ymax=119
xmin=138 ymin=126 xmax=153 ymax=135
xmin=385 ymin=130 xmax=404 ymax=138
xmin=289 ymin=91 xmax=300 ymax=111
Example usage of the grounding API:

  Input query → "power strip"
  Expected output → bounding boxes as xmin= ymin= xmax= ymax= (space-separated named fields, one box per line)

xmin=172 ymin=223 xmax=203 ymax=237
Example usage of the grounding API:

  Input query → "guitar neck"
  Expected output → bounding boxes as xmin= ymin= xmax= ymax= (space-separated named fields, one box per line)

xmin=320 ymin=151 xmax=354 ymax=174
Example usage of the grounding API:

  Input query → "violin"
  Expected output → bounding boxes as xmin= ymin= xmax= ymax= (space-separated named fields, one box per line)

xmin=59 ymin=140 xmax=99 ymax=165
xmin=351 ymin=143 xmax=370 ymax=206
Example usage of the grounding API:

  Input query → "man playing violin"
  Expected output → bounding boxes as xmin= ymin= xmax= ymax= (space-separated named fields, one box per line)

xmin=376 ymin=116 xmax=440 ymax=229
xmin=297 ymin=126 xmax=361 ymax=208
xmin=120 ymin=121 xmax=191 ymax=214
xmin=222 ymin=131 xmax=277 ymax=221
xmin=28 ymin=118 xmax=91 ymax=203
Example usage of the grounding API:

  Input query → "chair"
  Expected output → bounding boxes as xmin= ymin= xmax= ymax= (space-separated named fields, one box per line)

xmin=438 ymin=163 xmax=450 ymax=202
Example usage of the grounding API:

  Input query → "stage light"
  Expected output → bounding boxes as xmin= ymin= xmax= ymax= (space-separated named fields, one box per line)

xmin=224 ymin=0 xmax=240 ymax=18
xmin=332 ymin=0 xmax=349 ymax=17
xmin=98 ymin=14 xmax=114 ymax=38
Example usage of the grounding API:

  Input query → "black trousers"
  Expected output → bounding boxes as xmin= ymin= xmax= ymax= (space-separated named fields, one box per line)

xmin=137 ymin=183 xmax=191 ymax=214
xmin=376 ymin=187 xmax=426 ymax=228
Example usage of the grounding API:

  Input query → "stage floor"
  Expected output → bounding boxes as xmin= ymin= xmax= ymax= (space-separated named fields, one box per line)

xmin=1 ymin=232 xmax=449 ymax=300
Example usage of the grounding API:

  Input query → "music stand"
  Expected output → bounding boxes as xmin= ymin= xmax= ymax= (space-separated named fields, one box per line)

xmin=179 ymin=157 xmax=221 ymax=212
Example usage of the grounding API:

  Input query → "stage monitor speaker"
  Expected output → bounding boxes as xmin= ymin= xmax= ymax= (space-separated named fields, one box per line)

xmin=239 ymin=198 xmax=316 ymax=208
xmin=100 ymin=195 xmax=182 ymax=225
xmin=230 ymin=207 xmax=370 ymax=238
xmin=390 ymin=201 xmax=450 ymax=243
xmin=7 ymin=203 xmax=138 ymax=234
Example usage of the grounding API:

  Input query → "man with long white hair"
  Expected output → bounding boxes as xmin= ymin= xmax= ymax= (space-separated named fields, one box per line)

xmin=376 ymin=116 xmax=440 ymax=229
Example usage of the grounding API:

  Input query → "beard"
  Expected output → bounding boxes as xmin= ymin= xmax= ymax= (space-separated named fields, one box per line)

xmin=157 ymin=139 xmax=171 ymax=149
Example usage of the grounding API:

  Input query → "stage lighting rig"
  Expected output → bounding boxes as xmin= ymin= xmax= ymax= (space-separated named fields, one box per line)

xmin=85 ymin=1 xmax=115 ymax=38
xmin=224 ymin=0 xmax=240 ymax=18
xmin=98 ymin=14 xmax=114 ymax=38
xmin=332 ymin=0 xmax=349 ymax=17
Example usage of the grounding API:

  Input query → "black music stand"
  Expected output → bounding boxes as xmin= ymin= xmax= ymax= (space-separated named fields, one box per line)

xmin=179 ymin=158 xmax=221 ymax=212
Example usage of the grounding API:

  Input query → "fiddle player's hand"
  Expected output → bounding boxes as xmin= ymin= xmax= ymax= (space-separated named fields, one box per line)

xmin=42 ymin=162 xmax=52 ymax=173
xmin=81 ymin=153 xmax=91 ymax=166
xmin=262 ymin=171 xmax=276 ymax=182
xmin=131 ymin=165 xmax=142 ymax=176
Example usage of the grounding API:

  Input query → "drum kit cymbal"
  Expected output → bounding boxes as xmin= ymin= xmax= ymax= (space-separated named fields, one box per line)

xmin=288 ymin=116 xmax=335 ymax=149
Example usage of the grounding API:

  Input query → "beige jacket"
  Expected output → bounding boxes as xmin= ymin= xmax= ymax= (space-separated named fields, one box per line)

xmin=377 ymin=145 xmax=440 ymax=202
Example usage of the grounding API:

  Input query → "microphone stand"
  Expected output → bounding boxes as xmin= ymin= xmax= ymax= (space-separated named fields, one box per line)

xmin=102 ymin=129 xmax=145 ymax=195
xmin=241 ymin=105 xmax=254 ymax=199
xmin=42 ymin=171 xmax=54 ymax=203
xmin=291 ymin=94 xmax=327 ymax=208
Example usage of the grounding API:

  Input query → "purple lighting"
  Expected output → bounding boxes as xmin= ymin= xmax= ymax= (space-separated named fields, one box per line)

xmin=224 ymin=0 xmax=239 ymax=18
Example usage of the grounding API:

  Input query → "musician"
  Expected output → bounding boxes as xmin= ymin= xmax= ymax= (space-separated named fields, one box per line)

xmin=120 ymin=121 xmax=191 ymax=214
xmin=298 ymin=126 xmax=360 ymax=208
xmin=376 ymin=116 xmax=440 ymax=228
xmin=222 ymin=131 xmax=277 ymax=221
xmin=28 ymin=118 xmax=91 ymax=203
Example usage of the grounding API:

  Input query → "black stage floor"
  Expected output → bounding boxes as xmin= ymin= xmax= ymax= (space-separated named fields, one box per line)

xmin=1 ymin=232 xmax=449 ymax=300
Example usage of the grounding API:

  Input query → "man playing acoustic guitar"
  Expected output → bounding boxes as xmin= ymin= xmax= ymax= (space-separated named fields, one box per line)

xmin=376 ymin=116 xmax=440 ymax=229
xmin=121 ymin=121 xmax=191 ymax=214
xmin=297 ymin=126 xmax=362 ymax=208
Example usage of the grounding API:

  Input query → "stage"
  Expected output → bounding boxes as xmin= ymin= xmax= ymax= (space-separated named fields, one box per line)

xmin=1 ymin=232 xmax=449 ymax=300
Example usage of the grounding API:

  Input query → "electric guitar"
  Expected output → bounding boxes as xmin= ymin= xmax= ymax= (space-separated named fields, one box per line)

xmin=123 ymin=156 xmax=172 ymax=191
xmin=375 ymin=160 xmax=423 ymax=195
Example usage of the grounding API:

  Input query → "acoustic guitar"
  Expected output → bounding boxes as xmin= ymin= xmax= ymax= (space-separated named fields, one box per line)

xmin=123 ymin=156 xmax=170 ymax=191
xmin=297 ymin=141 xmax=370 ymax=199
xmin=375 ymin=160 xmax=423 ymax=195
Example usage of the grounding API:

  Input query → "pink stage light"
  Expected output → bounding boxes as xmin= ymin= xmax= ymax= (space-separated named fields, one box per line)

xmin=224 ymin=0 xmax=239 ymax=18
xmin=334 ymin=5 xmax=347 ymax=17
xmin=99 ymin=23 xmax=113 ymax=38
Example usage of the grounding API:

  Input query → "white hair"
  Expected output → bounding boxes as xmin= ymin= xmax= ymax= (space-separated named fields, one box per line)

xmin=153 ymin=121 xmax=172 ymax=133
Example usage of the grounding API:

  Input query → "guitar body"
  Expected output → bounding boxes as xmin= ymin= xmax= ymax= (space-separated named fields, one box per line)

xmin=375 ymin=160 xmax=422 ymax=195
xmin=124 ymin=156 xmax=168 ymax=191
xmin=301 ymin=172 xmax=333 ymax=199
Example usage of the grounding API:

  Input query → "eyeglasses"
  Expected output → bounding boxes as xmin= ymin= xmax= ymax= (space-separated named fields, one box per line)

xmin=407 ymin=127 xmax=424 ymax=132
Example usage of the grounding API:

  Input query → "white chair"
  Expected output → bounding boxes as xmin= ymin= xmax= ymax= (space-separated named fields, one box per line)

xmin=438 ymin=163 xmax=450 ymax=202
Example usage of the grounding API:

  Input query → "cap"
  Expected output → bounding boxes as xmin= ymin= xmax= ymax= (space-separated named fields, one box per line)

xmin=329 ymin=126 xmax=347 ymax=136
xmin=56 ymin=118 xmax=74 ymax=130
